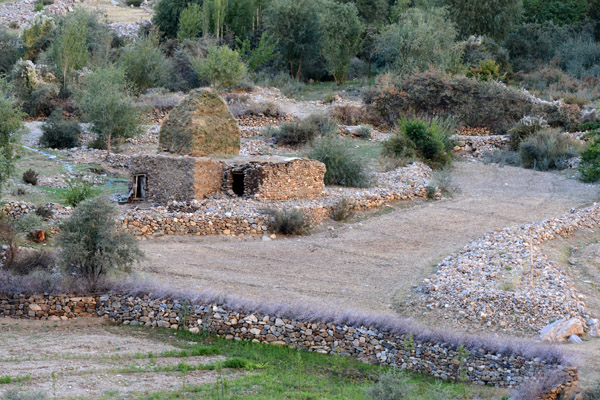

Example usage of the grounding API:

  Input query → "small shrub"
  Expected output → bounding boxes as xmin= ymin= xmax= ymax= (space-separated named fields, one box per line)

xmin=1 ymin=390 xmax=48 ymax=400
xmin=63 ymin=179 xmax=98 ymax=207
xmin=177 ymin=3 xmax=203 ymax=41
xmin=57 ymin=196 xmax=143 ymax=290
xmin=266 ymin=208 xmax=310 ymax=235
xmin=9 ymin=250 xmax=56 ymax=275
xmin=191 ymin=45 xmax=247 ymax=89
xmin=430 ymin=170 xmax=454 ymax=197
xmin=23 ymin=85 xmax=59 ymax=118
xmin=355 ymin=125 xmax=372 ymax=139
xmin=466 ymin=59 xmax=505 ymax=82
xmin=35 ymin=204 xmax=53 ymax=220
xmin=247 ymin=102 xmax=281 ymax=118
xmin=303 ymin=113 xmax=338 ymax=137
xmin=382 ymin=132 xmax=417 ymax=164
xmin=308 ymin=137 xmax=371 ymax=187
xmin=222 ymin=358 xmax=248 ymax=369
xmin=126 ymin=0 xmax=143 ymax=6
xmin=425 ymin=185 xmax=437 ymax=199
xmin=581 ymin=381 xmax=600 ymax=400
xmin=509 ymin=116 xmax=548 ymax=150
xmin=21 ymin=15 xmax=54 ymax=59
xmin=39 ymin=110 xmax=81 ymax=149
xmin=580 ymin=130 xmax=600 ymax=182
xmin=365 ymin=370 xmax=410 ymax=400
xmin=519 ymin=129 xmax=581 ymax=171
xmin=0 ymin=29 xmax=23 ymax=75
xmin=268 ymin=121 xmax=316 ymax=147
xmin=394 ymin=117 xmax=453 ymax=168
xmin=33 ymin=1 xmax=43 ymax=12
xmin=22 ymin=169 xmax=38 ymax=185
xmin=331 ymin=198 xmax=354 ymax=222
xmin=255 ymin=71 xmax=305 ymax=98
xmin=332 ymin=105 xmax=368 ymax=125
xmin=14 ymin=214 xmax=44 ymax=234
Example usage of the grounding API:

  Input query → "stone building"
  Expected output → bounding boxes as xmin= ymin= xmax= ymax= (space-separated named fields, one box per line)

xmin=129 ymin=155 xmax=326 ymax=204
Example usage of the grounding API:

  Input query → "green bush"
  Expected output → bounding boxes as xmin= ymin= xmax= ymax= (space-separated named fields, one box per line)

xmin=505 ymin=22 xmax=570 ymax=72
xmin=384 ymin=117 xmax=453 ymax=168
xmin=22 ymin=169 xmax=38 ymax=185
xmin=375 ymin=8 xmax=458 ymax=75
xmin=39 ymin=110 xmax=81 ymax=149
xmin=266 ymin=114 xmax=336 ymax=147
xmin=365 ymin=370 xmax=409 ymax=400
xmin=119 ymin=34 xmax=170 ymax=92
xmin=266 ymin=208 xmax=310 ymax=235
xmin=63 ymin=179 xmax=98 ymax=207
xmin=191 ymin=45 xmax=247 ymax=89
xmin=57 ymin=196 xmax=142 ymax=290
xmin=382 ymin=132 xmax=417 ymax=164
xmin=23 ymin=85 xmax=59 ymax=117
xmin=177 ymin=3 xmax=204 ymax=41
xmin=331 ymin=197 xmax=354 ymax=222
xmin=556 ymin=35 xmax=600 ymax=79
xmin=126 ymin=0 xmax=142 ymax=6
xmin=1 ymin=390 xmax=48 ymax=400
xmin=0 ymin=78 xmax=23 ymax=190
xmin=356 ymin=125 xmax=372 ymax=139
xmin=0 ymin=29 xmax=23 ymax=74
xmin=519 ymin=128 xmax=581 ymax=171
xmin=509 ymin=116 xmax=548 ymax=150
xmin=21 ymin=15 xmax=54 ymax=59
xmin=445 ymin=0 xmax=522 ymax=40
xmin=308 ymin=137 xmax=371 ymax=187
xmin=580 ymin=130 xmax=600 ymax=182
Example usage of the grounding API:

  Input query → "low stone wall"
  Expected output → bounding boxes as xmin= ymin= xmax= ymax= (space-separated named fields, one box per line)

xmin=0 ymin=294 xmax=97 ymax=320
xmin=0 ymin=292 xmax=576 ymax=392
xmin=452 ymin=134 xmax=511 ymax=157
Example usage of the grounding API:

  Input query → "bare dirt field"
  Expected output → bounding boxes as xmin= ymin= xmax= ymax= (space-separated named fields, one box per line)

xmin=137 ymin=161 xmax=599 ymax=314
xmin=0 ymin=318 xmax=235 ymax=399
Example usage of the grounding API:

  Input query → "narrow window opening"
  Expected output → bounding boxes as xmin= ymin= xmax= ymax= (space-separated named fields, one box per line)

xmin=231 ymin=171 xmax=245 ymax=197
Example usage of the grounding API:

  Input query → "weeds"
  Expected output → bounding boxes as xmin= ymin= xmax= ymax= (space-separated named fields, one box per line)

xmin=331 ymin=198 xmax=355 ymax=222
xmin=265 ymin=208 xmax=310 ymax=235
xmin=22 ymin=169 xmax=38 ymax=185
xmin=308 ymin=137 xmax=371 ymax=188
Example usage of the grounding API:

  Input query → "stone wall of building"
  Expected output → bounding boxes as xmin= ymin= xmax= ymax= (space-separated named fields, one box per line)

xmin=0 ymin=292 xmax=576 ymax=392
xmin=129 ymin=155 xmax=223 ymax=204
xmin=222 ymin=158 xmax=326 ymax=200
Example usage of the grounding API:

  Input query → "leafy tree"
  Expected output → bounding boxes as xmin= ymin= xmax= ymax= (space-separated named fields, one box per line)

xmin=21 ymin=15 xmax=54 ymax=60
xmin=375 ymin=7 xmax=458 ymax=75
xmin=339 ymin=0 xmax=389 ymax=25
xmin=119 ymin=33 xmax=170 ymax=92
xmin=75 ymin=66 xmax=142 ymax=155
xmin=0 ymin=79 xmax=23 ymax=190
xmin=50 ymin=9 xmax=89 ymax=90
xmin=238 ymin=31 xmax=279 ymax=73
xmin=191 ymin=45 xmax=247 ymax=88
xmin=0 ymin=29 xmax=23 ymax=75
xmin=444 ymin=0 xmax=522 ymax=40
xmin=57 ymin=196 xmax=142 ymax=290
xmin=178 ymin=3 xmax=204 ymax=41
xmin=265 ymin=0 xmax=321 ymax=79
xmin=319 ymin=1 xmax=363 ymax=84
xmin=153 ymin=0 xmax=201 ymax=38
xmin=523 ymin=0 xmax=587 ymax=25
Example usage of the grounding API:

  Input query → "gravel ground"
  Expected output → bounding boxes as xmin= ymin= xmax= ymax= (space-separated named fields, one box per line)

xmin=0 ymin=318 xmax=232 ymax=399
xmin=137 ymin=161 xmax=599 ymax=314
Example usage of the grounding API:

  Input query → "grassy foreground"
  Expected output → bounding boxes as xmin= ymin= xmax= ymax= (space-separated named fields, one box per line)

xmin=113 ymin=326 xmax=509 ymax=400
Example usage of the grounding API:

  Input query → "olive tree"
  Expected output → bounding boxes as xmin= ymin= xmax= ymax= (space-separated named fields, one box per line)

xmin=265 ymin=0 xmax=321 ymax=79
xmin=375 ymin=7 xmax=458 ymax=75
xmin=444 ymin=0 xmax=522 ymax=40
xmin=0 ymin=79 xmax=23 ymax=190
xmin=57 ymin=196 xmax=142 ymax=290
xmin=319 ymin=1 xmax=363 ymax=84
xmin=75 ymin=66 xmax=142 ymax=156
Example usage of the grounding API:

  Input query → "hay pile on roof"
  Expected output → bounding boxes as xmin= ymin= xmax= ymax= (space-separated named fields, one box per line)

xmin=159 ymin=88 xmax=240 ymax=157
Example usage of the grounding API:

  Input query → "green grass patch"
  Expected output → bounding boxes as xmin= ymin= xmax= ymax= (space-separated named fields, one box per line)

xmin=111 ymin=326 xmax=509 ymax=400
xmin=293 ymin=78 xmax=375 ymax=102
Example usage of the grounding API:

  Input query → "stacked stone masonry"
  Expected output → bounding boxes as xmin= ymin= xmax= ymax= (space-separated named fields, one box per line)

xmin=0 ymin=293 xmax=577 ymax=393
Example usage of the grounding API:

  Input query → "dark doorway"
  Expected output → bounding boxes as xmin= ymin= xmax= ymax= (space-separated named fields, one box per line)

xmin=132 ymin=174 xmax=147 ymax=200
xmin=231 ymin=171 xmax=245 ymax=196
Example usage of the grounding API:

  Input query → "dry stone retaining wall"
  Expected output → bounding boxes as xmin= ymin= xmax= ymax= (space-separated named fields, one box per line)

xmin=0 ymin=292 xmax=577 ymax=392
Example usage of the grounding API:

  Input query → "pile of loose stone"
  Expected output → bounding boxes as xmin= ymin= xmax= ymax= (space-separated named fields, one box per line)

xmin=452 ymin=134 xmax=512 ymax=158
xmin=0 ymin=0 xmax=76 ymax=28
xmin=417 ymin=203 xmax=600 ymax=334
xmin=122 ymin=162 xmax=432 ymax=237
xmin=1 ymin=201 xmax=72 ymax=220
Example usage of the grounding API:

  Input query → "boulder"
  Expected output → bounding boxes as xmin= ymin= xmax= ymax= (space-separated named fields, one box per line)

xmin=159 ymin=88 xmax=240 ymax=157
xmin=587 ymin=318 xmax=600 ymax=337
xmin=539 ymin=318 xmax=585 ymax=342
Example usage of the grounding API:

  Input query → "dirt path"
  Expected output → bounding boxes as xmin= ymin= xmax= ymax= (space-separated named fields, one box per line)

xmin=0 ymin=318 xmax=233 ymax=399
xmin=137 ymin=162 xmax=599 ymax=314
